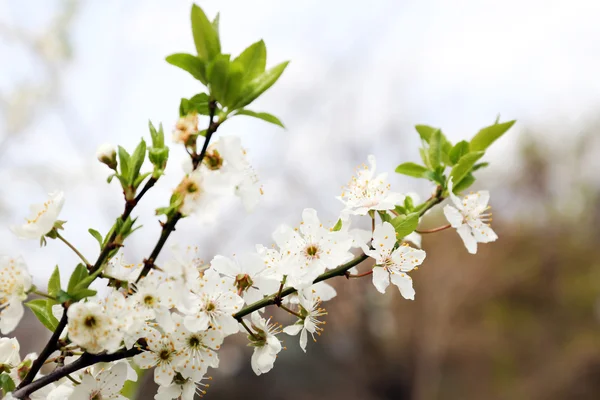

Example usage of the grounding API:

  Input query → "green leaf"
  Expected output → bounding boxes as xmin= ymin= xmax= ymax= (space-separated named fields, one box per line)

xmin=449 ymin=151 xmax=485 ymax=187
xmin=47 ymin=266 xmax=61 ymax=297
xmin=453 ymin=173 xmax=476 ymax=193
xmin=129 ymin=139 xmax=147 ymax=185
xmin=415 ymin=125 xmax=438 ymax=143
xmin=235 ymin=109 xmax=285 ymax=128
xmin=207 ymin=54 xmax=231 ymax=104
xmin=56 ymin=290 xmax=73 ymax=304
xmin=377 ymin=211 xmax=392 ymax=223
xmin=390 ymin=212 xmax=420 ymax=238
xmin=165 ymin=53 xmax=207 ymax=84
xmin=449 ymin=140 xmax=470 ymax=164
xmin=0 ymin=374 xmax=15 ymax=394
xmin=223 ymin=61 xmax=245 ymax=108
xmin=470 ymin=120 xmax=516 ymax=152
xmin=395 ymin=162 xmax=429 ymax=178
xmin=88 ymin=229 xmax=103 ymax=248
xmin=332 ymin=219 xmax=343 ymax=231
xmin=233 ymin=61 xmax=289 ymax=109
xmin=71 ymin=288 xmax=98 ymax=302
xmin=472 ymin=162 xmax=489 ymax=172
xmin=428 ymin=129 xmax=442 ymax=168
xmin=191 ymin=4 xmax=220 ymax=61
xmin=188 ymin=93 xmax=210 ymax=115
xmin=25 ymin=299 xmax=59 ymax=331
xmin=117 ymin=146 xmax=131 ymax=179
xmin=67 ymin=264 xmax=89 ymax=293
xmin=404 ymin=196 xmax=414 ymax=211
xmin=233 ymin=40 xmax=267 ymax=82
xmin=419 ymin=147 xmax=431 ymax=169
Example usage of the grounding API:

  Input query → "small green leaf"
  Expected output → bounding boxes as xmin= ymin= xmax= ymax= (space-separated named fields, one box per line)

xmin=56 ymin=290 xmax=73 ymax=304
xmin=0 ymin=374 xmax=16 ymax=394
xmin=223 ymin=61 xmax=245 ymax=108
xmin=419 ymin=147 xmax=431 ymax=169
xmin=449 ymin=140 xmax=470 ymax=164
xmin=395 ymin=162 xmax=429 ymax=178
xmin=472 ymin=162 xmax=489 ymax=171
xmin=233 ymin=61 xmax=289 ymax=109
xmin=390 ymin=212 xmax=420 ymax=238
xmin=165 ymin=53 xmax=207 ymax=84
xmin=47 ymin=266 xmax=61 ymax=297
xmin=470 ymin=120 xmax=516 ymax=152
xmin=404 ymin=196 xmax=414 ymax=211
xmin=71 ymin=288 xmax=98 ymax=302
xmin=191 ymin=4 xmax=221 ymax=61
xmin=377 ymin=211 xmax=392 ymax=223
xmin=117 ymin=146 xmax=131 ymax=179
xmin=332 ymin=219 xmax=343 ymax=231
xmin=235 ymin=109 xmax=285 ymax=128
xmin=449 ymin=151 xmax=485 ymax=187
xmin=88 ymin=229 xmax=103 ymax=248
xmin=233 ymin=40 xmax=267 ymax=82
xmin=206 ymin=54 xmax=231 ymax=104
xmin=129 ymin=139 xmax=147 ymax=185
xmin=188 ymin=93 xmax=210 ymax=115
xmin=67 ymin=264 xmax=89 ymax=293
xmin=25 ymin=299 xmax=59 ymax=331
xmin=453 ymin=173 xmax=476 ymax=193
xmin=133 ymin=172 xmax=152 ymax=190
xmin=428 ymin=129 xmax=442 ymax=169
xmin=415 ymin=125 xmax=438 ymax=143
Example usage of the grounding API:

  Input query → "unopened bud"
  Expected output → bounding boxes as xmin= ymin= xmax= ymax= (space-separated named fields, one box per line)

xmin=96 ymin=143 xmax=117 ymax=170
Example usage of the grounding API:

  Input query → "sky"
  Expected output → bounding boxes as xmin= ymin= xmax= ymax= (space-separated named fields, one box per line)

xmin=1 ymin=0 xmax=600 ymax=286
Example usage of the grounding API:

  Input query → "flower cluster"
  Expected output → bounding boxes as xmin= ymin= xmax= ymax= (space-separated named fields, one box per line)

xmin=0 ymin=144 xmax=500 ymax=399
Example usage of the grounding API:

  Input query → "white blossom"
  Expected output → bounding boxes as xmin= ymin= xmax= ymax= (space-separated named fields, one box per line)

xmin=10 ymin=191 xmax=65 ymax=240
xmin=69 ymin=362 xmax=129 ymax=400
xmin=105 ymin=254 xmax=142 ymax=283
xmin=273 ymin=208 xmax=353 ymax=290
xmin=443 ymin=178 xmax=498 ymax=254
xmin=96 ymin=143 xmax=117 ymax=168
xmin=0 ymin=337 xmax=21 ymax=367
xmin=366 ymin=222 xmax=426 ymax=300
xmin=338 ymin=155 xmax=404 ymax=216
xmin=183 ymin=270 xmax=244 ymax=335
xmin=172 ymin=314 xmax=223 ymax=380
xmin=176 ymin=168 xmax=232 ymax=217
xmin=209 ymin=254 xmax=278 ymax=305
xmin=155 ymin=375 xmax=210 ymax=400
xmin=133 ymin=330 xmax=179 ymax=386
xmin=283 ymin=290 xmax=327 ymax=352
xmin=0 ymin=256 xmax=32 ymax=334
xmin=248 ymin=312 xmax=282 ymax=375
xmin=130 ymin=274 xmax=175 ymax=332
xmin=66 ymin=300 xmax=123 ymax=354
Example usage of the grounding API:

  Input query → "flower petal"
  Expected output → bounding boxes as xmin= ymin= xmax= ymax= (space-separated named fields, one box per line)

xmin=371 ymin=267 xmax=390 ymax=294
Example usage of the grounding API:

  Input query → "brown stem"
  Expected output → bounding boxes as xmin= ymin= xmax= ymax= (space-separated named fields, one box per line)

xmin=345 ymin=270 xmax=373 ymax=279
xmin=415 ymin=224 xmax=451 ymax=234
xmin=279 ymin=304 xmax=303 ymax=319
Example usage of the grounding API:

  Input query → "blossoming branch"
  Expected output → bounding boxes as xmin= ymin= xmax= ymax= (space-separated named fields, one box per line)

xmin=0 ymin=4 xmax=514 ymax=399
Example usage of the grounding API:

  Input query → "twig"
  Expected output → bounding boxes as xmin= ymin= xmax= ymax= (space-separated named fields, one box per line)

xmin=56 ymin=232 xmax=90 ymax=266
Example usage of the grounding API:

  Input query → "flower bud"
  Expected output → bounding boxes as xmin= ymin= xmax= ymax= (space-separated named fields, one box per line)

xmin=96 ymin=143 xmax=117 ymax=170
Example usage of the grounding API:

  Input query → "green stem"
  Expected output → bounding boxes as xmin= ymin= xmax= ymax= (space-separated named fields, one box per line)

xmin=239 ymin=319 xmax=259 ymax=340
xmin=56 ymin=232 xmax=91 ymax=266
xmin=279 ymin=304 xmax=303 ymax=319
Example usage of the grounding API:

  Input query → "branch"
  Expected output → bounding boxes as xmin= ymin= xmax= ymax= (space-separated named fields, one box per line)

xmin=15 ymin=312 xmax=68 ymax=390
xmin=135 ymin=101 xmax=220 ymax=283
xmin=233 ymin=190 xmax=445 ymax=320
xmin=13 ymin=348 xmax=142 ymax=399
xmin=233 ymin=253 xmax=370 ymax=320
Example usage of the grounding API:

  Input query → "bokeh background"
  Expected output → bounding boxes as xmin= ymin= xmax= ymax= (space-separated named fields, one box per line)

xmin=2 ymin=0 xmax=600 ymax=399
